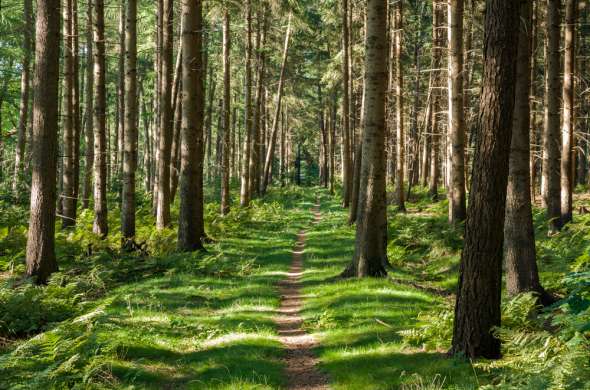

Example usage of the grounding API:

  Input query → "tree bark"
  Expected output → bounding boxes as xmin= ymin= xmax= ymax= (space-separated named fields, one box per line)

xmin=343 ymin=0 xmax=388 ymax=278
xmin=341 ymin=0 xmax=352 ymax=207
xmin=240 ymin=0 xmax=253 ymax=207
xmin=448 ymin=0 xmax=466 ymax=224
xmin=121 ymin=0 xmax=137 ymax=247
xmin=542 ymin=0 xmax=561 ymax=234
xmin=156 ymin=0 xmax=173 ymax=228
xmin=93 ymin=0 xmax=108 ymax=237
xmin=221 ymin=9 xmax=231 ymax=215
xmin=62 ymin=0 xmax=76 ymax=228
xmin=561 ymin=0 xmax=576 ymax=226
xmin=82 ymin=0 xmax=94 ymax=209
xmin=26 ymin=0 xmax=61 ymax=284
xmin=178 ymin=0 xmax=205 ymax=251
xmin=451 ymin=0 xmax=519 ymax=359
xmin=394 ymin=1 xmax=405 ymax=211
xmin=429 ymin=0 xmax=444 ymax=199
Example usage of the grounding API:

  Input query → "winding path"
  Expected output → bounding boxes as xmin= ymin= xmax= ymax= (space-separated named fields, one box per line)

xmin=274 ymin=201 xmax=329 ymax=390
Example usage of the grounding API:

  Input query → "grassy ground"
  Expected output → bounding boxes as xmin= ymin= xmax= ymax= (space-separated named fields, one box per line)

xmin=1 ymin=185 xmax=589 ymax=389
xmin=0 ymin=187 xmax=316 ymax=389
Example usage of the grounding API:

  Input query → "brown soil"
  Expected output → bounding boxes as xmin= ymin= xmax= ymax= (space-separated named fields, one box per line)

xmin=274 ymin=202 xmax=329 ymax=390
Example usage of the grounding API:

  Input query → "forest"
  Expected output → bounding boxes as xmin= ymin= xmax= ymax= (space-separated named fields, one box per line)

xmin=0 ymin=0 xmax=589 ymax=388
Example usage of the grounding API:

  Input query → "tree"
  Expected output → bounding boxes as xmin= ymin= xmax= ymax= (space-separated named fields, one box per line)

xmin=447 ymin=0 xmax=466 ymax=224
xmin=394 ymin=1 xmax=405 ymax=211
xmin=93 ymin=0 xmax=108 ymax=237
xmin=25 ymin=0 xmax=61 ymax=284
xmin=451 ymin=0 xmax=520 ymax=359
xmin=429 ymin=0 xmax=443 ymax=199
xmin=156 ymin=0 xmax=173 ymax=228
xmin=341 ymin=0 xmax=352 ymax=207
xmin=121 ymin=0 xmax=137 ymax=248
xmin=12 ymin=0 xmax=32 ymax=194
xmin=240 ymin=0 xmax=253 ymax=207
xmin=62 ymin=0 xmax=76 ymax=229
xmin=542 ymin=0 xmax=561 ymax=234
xmin=561 ymin=0 xmax=576 ymax=226
xmin=221 ymin=7 xmax=231 ymax=215
xmin=504 ymin=0 xmax=553 ymax=305
xmin=342 ymin=0 xmax=388 ymax=278
xmin=178 ymin=0 xmax=205 ymax=251
xmin=82 ymin=0 xmax=94 ymax=210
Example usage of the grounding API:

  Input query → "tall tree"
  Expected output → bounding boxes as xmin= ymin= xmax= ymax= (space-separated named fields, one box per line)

xmin=448 ymin=0 xmax=467 ymax=224
xmin=221 ymin=7 xmax=231 ymax=215
xmin=121 ymin=0 xmax=137 ymax=248
xmin=93 ymin=0 xmax=108 ymax=237
xmin=62 ymin=0 xmax=76 ymax=228
xmin=341 ymin=0 xmax=352 ymax=207
xmin=542 ymin=0 xmax=561 ymax=234
xmin=394 ymin=1 xmax=405 ymax=211
xmin=12 ymin=0 xmax=33 ymax=194
xmin=240 ymin=0 xmax=253 ymax=207
xmin=342 ymin=0 xmax=388 ymax=278
xmin=178 ymin=0 xmax=205 ymax=251
xmin=156 ymin=0 xmax=173 ymax=228
xmin=25 ymin=0 xmax=61 ymax=284
xmin=82 ymin=0 xmax=94 ymax=209
xmin=561 ymin=0 xmax=576 ymax=226
xmin=429 ymin=0 xmax=443 ymax=199
xmin=504 ymin=0 xmax=553 ymax=305
xmin=451 ymin=0 xmax=520 ymax=359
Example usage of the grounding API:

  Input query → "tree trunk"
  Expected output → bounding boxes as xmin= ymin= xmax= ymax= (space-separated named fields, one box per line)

xmin=448 ymin=0 xmax=466 ymax=224
xmin=240 ymin=0 xmax=253 ymax=207
xmin=504 ymin=0 xmax=553 ymax=306
xmin=451 ymin=0 xmax=519 ymax=360
xmin=429 ymin=0 xmax=443 ymax=199
xmin=93 ymin=0 xmax=108 ymax=237
xmin=156 ymin=0 xmax=173 ymax=228
xmin=62 ymin=0 xmax=76 ymax=228
xmin=261 ymin=14 xmax=292 ymax=194
xmin=394 ymin=1 xmax=405 ymax=211
xmin=82 ymin=0 xmax=94 ymax=209
xmin=221 ymin=9 xmax=231 ymax=215
xmin=121 ymin=0 xmax=137 ymax=248
xmin=26 ymin=0 xmax=61 ymax=284
xmin=561 ymin=0 xmax=576 ymax=226
xmin=13 ymin=0 xmax=33 ymax=195
xmin=341 ymin=0 xmax=352 ymax=207
xmin=343 ymin=0 xmax=388 ymax=278
xmin=178 ymin=0 xmax=205 ymax=251
xmin=542 ymin=0 xmax=561 ymax=234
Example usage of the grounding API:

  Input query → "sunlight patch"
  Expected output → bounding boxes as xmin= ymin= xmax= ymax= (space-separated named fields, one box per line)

xmin=201 ymin=332 xmax=277 ymax=349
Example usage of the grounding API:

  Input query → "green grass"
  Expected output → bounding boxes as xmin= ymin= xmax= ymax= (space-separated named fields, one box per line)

xmin=0 ymin=186 xmax=317 ymax=389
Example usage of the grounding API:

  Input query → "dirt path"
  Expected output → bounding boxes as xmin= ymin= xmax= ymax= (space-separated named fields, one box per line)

xmin=275 ymin=201 xmax=329 ymax=390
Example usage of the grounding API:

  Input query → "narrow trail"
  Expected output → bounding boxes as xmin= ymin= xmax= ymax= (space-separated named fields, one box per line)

xmin=274 ymin=200 xmax=329 ymax=390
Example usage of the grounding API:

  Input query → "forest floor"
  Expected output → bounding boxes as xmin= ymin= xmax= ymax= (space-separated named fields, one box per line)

xmin=0 ymin=186 xmax=589 ymax=389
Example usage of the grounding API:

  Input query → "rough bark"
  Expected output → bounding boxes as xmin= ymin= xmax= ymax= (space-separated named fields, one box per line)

xmin=221 ymin=9 xmax=231 ymax=215
xmin=561 ymin=0 xmax=576 ymax=226
xmin=451 ymin=0 xmax=519 ymax=359
xmin=448 ymin=0 xmax=466 ymax=224
xmin=26 ymin=0 xmax=61 ymax=284
xmin=394 ymin=1 xmax=405 ymax=211
xmin=343 ymin=0 xmax=388 ymax=278
xmin=429 ymin=0 xmax=443 ymax=199
xmin=62 ymin=0 xmax=76 ymax=228
xmin=121 ymin=0 xmax=137 ymax=247
xmin=542 ymin=0 xmax=561 ymax=234
xmin=82 ymin=0 xmax=94 ymax=209
xmin=240 ymin=1 xmax=253 ymax=207
xmin=156 ymin=0 xmax=173 ymax=228
xmin=178 ymin=0 xmax=205 ymax=251
xmin=341 ymin=0 xmax=352 ymax=207
xmin=93 ymin=0 xmax=108 ymax=237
